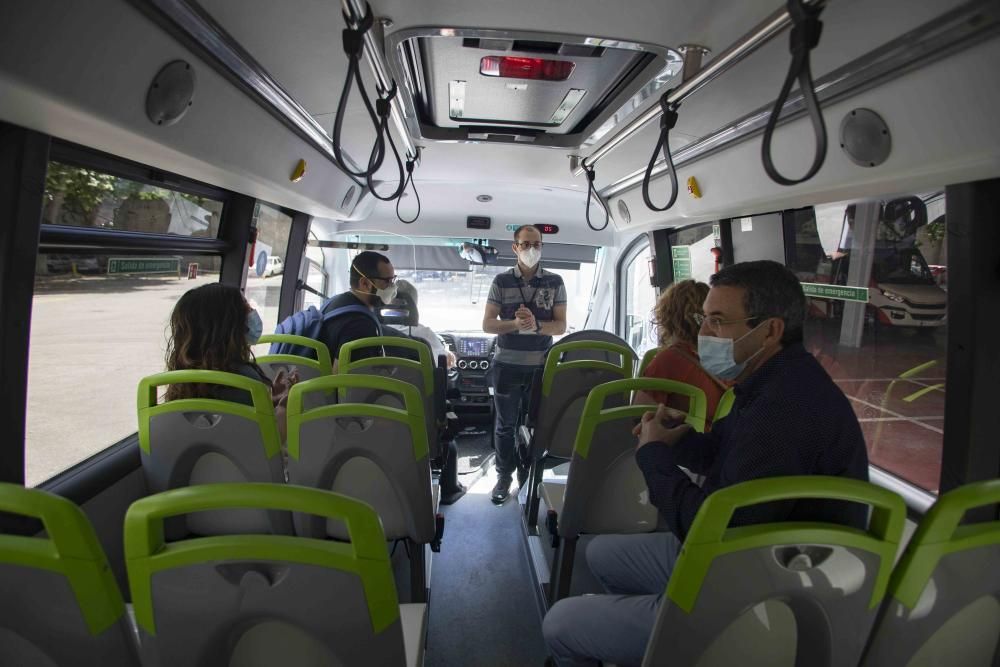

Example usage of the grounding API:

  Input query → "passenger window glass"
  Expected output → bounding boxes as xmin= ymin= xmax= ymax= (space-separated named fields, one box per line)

xmin=25 ymin=252 xmax=219 ymax=485
xmin=302 ymin=247 xmax=329 ymax=310
xmin=669 ymin=223 xmax=720 ymax=284
xmin=787 ymin=193 xmax=947 ymax=493
xmin=622 ymin=242 xmax=656 ymax=355
xmin=246 ymin=203 xmax=292 ymax=356
xmin=43 ymin=162 xmax=223 ymax=237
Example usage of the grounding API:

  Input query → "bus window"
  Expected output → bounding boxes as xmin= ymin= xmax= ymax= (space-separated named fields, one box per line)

xmin=246 ymin=203 xmax=292 ymax=357
xmin=621 ymin=241 xmax=656 ymax=355
xmin=26 ymin=252 xmax=220 ymax=486
xmin=44 ymin=162 xmax=223 ymax=237
xmin=784 ymin=194 xmax=948 ymax=494
xmin=669 ymin=223 xmax=722 ymax=284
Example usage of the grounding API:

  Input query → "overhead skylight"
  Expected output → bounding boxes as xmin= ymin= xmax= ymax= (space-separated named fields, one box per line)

xmin=388 ymin=28 xmax=682 ymax=148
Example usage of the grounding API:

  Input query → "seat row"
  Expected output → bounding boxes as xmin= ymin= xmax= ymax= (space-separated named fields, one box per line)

xmin=139 ymin=335 xmax=448 ymax=602
xmin=520 ymin=332 xmax=999 ymax=666
xmin=0 ymin=482 xmax=426 ymax=666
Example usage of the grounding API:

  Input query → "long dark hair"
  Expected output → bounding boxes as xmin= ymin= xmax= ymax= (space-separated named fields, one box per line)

xmin=164 ymin=283 xmax=264 ymax=400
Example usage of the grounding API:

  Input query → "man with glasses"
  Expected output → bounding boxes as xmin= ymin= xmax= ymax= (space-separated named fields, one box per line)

xmin=483 ymin=225 xmax=567 ymax=504
xmin=317 ymin=250 xmax=399 ymax=369
xmin=543 ymin=260 xmax=868 ymax=667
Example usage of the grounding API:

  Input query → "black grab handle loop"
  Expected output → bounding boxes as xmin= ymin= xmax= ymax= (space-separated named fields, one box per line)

xmin=582 ymin=162 xmax=609 ymax=232
xmin=761 ymin=0 xmax=827 ymax=186
xmin=641 ymin=92 xmax=681 ymax=213
xmin=366 ymin=83 xmax=408 ymax=202
xmin=395 ymin=158 xmax=421 ymax=224
xmin=333 ymin=2 xmax=382 ymax=179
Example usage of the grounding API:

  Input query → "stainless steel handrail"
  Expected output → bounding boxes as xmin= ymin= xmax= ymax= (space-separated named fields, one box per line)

xmin=600 ymin=0 xmax=999 ymax=199
xmin=342 ymin=0 xmax=419 ymax=162
xmin=573 ymin=0 xmax=822 ymax=175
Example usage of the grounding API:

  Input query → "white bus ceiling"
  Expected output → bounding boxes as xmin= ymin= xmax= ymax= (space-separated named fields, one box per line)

xmin=1 ymin=0 xmax=998 ymax=238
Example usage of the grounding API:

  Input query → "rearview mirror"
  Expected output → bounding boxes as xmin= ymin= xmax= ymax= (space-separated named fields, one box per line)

xmin=459 ymin=242 xmax=499 ymax=265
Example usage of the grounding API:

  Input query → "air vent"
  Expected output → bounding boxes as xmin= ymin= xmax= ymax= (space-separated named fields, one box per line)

xmin=387 ymin=28 xmax=682 ymax=149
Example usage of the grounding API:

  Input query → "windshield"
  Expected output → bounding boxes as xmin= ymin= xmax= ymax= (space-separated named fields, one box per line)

xmin=318 ymin=231 xmax=598 ymax=334
xmin=397 ymin=264 xmax=597 ymax=334
xmin=873 ymin=248 xmax=936 ymax=285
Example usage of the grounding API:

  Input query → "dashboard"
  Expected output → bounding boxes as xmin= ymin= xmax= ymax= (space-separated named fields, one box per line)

xmin=440 ymin=333 xmax=496 ymax=408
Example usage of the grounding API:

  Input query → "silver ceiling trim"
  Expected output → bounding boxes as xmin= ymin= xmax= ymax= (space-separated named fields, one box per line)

xmin=601 ymin=0 xmax=1000 ymax=200
xmin=132 ymin=0 xmax=365 ymax=175
xmin=384 ymin=27 xmax=683 ymax=147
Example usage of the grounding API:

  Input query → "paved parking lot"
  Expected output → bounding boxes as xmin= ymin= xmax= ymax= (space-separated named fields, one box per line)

xmin=25 ymin=272 xmax=281 ymax=485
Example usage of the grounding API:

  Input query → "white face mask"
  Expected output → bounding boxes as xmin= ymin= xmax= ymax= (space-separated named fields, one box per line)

xmin=698 ymin=320 xmax=766 ymax=380
xmin=518 ymin=247 xmax=541 ymax=268
xmin=375 ymin=283 xmax=398 ymax=305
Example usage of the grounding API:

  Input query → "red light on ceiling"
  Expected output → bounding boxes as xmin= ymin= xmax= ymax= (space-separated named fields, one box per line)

xmin=480 ymin=56 xmax=575 ymax=81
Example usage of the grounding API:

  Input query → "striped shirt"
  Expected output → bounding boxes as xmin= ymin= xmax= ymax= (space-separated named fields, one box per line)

xmin=487 ymin=265 xmax=567 ymax=366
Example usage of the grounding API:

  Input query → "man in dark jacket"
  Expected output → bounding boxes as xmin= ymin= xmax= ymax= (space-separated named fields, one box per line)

xmin=543 ymin=260 xmax=869 ymax=667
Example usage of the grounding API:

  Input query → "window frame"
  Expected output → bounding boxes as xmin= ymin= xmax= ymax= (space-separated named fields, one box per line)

xmin=12 ymin=139 xmax=264 ymax=489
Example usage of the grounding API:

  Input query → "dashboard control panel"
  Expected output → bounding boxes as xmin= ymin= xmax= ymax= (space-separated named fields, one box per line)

xmin=442 ymin=334 xmax=496 ymax=406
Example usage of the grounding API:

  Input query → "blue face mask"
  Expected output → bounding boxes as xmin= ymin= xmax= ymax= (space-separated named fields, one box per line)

xmin=246 ymin=309 xmax=263 ymax=345
xmin=698 ymin=321 xmax=766 ymax=380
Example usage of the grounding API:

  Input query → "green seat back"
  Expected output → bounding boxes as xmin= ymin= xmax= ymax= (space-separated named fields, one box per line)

xmin=286 ymin=374 xmax=434 ymax=543
xmin=340 ymin=336 xmax=439 ymax=458
xmin=137 ymin=370 xmax=288 ymax=536
xmin=637 ymin=347 xmax=659 ymax=376
xmin=713 ymin=386 xmax=736 ymax=422
xmin=531 ymin=340 xmax=635 ymax=461
xmin=0 ymin=483 xmax=139 ymax=666
xmin=556 ymin=378 xmax=707 ymax=538
xmin=644 ymin=477 xmax=907 ymax=667
xmin=862 ymin=479 xmax=1000 ymax=667
xmin=125 ymin=483 xmax=408 ymax=666
xmin=257 ymin=334 xmax=333 ymax=376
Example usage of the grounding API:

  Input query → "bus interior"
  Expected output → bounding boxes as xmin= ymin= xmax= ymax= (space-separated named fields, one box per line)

xmin=1 ymin=0 xmax=998 ymax=665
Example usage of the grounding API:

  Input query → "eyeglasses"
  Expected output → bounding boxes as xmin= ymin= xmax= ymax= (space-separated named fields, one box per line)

xmin=515 ymin=242 xmax=543 ymax=250
xmin=355 ymin=267 xmax=397 ymax=285
xmin=691 ymin=313 xmax=759 ymax=332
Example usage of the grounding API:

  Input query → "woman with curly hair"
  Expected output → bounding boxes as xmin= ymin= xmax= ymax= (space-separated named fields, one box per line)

xmin=165 ymin=283 xmax=295 ymax=407
xmin=634 ymin=279 xmax=728 ymax=426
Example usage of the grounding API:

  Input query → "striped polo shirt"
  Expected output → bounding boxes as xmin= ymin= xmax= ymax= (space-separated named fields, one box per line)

xmin=487 ymin=265 xmax=567 ymax=366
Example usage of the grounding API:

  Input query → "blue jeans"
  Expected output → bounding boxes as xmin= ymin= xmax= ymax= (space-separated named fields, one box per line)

xmin=491 ymin=361 xmax=538 ymax=477
xmin=543 ymin=532 xmax=682 ymax=667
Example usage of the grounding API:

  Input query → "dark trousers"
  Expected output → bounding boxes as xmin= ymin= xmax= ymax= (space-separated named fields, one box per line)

xmin=491 ymin=361 xmax=538 ymax=476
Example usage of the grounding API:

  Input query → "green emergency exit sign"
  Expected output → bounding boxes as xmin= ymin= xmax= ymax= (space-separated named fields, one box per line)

xmin=107 ymin=258 xmax=180 ymax=275
xmin=671 ymin=245 xmax=692 ymax=281
xmin=801 ymin=282 xmax=869 ymax=303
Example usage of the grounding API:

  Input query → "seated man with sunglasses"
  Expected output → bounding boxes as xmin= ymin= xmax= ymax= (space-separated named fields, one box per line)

xmin=317 ymin=250 xmax=402 ymax=370
xmin=543 ymin=260 xmax=869 ymax=667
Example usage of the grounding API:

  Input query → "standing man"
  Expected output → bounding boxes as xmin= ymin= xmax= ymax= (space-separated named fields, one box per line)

xmin=483 ymin=225 xmax=567 ymax=504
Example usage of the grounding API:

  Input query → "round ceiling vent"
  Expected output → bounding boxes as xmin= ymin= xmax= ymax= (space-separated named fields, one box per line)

xmin=839 ymin=108 xmax=891 ymax=168
xmin=341 ymin=186 xmax=357 ymax=209
xmin=146 ymin=60 xmax=196 ymax=127
xmin=617 ymin=200 xmax=631 ymax=224
xmin=476 ymin=194 xmax=493 ymax=203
